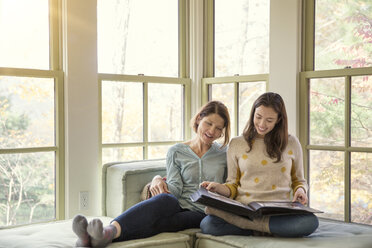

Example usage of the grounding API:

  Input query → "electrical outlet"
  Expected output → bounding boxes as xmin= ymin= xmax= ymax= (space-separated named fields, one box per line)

xmin=80 ymin=191 xmax=89 ymax=210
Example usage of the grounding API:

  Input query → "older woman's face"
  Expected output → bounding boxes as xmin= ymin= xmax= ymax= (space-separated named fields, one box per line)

xmin=196 ymin=113 xmax=225 ymax=146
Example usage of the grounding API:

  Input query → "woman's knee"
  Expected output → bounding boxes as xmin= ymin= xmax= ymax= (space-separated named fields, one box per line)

xmin=270 ymin=214 xmax=319 ymax=237
xmin=302 ymin=214 xmax=319 ymax=235
xmin=200 ymin=215 xmax=219 ymax=235
xmin=150 ymin=193 xmax=179 ymax=209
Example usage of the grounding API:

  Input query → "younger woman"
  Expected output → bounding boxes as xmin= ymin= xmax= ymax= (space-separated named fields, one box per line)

xmin=72 ymin=100 xmax=231 ymax=247
xmin=200 ymin=92 xmax=319 ymax=237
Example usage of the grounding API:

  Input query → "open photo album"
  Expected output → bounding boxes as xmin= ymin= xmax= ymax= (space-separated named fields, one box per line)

xmin=190 ymin=187 xmax=323 ymax=220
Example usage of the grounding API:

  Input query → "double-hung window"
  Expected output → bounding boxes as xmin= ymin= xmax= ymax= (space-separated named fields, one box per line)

xmin=98 ymin=0 xmax=191 ymax=164
xmin=202 ymin=0 xmax=269 ymax=137
xmin=301 ymin=0 xmax=371 ymax=225
xmin=0 ymin=0 xmax=64 ymax=227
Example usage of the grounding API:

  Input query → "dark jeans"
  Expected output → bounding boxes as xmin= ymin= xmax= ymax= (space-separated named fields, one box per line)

xmin=112 ymin=193 xmax=205 ymax=242
xmin=200 ymin=213 xmax=319 ymax=237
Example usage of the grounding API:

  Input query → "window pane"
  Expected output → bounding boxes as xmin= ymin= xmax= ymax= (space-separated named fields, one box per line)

xmin=310 ymin=150 xmax=344 ymax=221
xmin=97 ymin=0 xmax=178 ymax=76
xmin=215 ymin=0 xmax=269 ymax=76
xmin=351 ymin=76 xmax=372 ymax=147
xmin=148 ymin=145 xmax=171 ymax=160
xmin=0 ymin=0 xmax=49 ymax=69
xmin=315 ymin=0 xmax=372 ymax=70
xmin=309 ymin=78 xmax=345 ymax=146
xmin=148 ymin=84 xmax=183 ymax=142
xmin=0 ymin=152 xmax=55 ymax=227
xmin=351 ymin=152 xmax=372 ymax=225
xmin=238 ymin=82 xmax=266 ymax=135
xmin=102 ymin=147 xmax=143 ymax=165
xmin=102 ymin=81 xmax=143 ymax=143
xmin=210 ymin=84 xmax=235 ymax=136
xmin=0 ymin=76 xmax=55 ymax=148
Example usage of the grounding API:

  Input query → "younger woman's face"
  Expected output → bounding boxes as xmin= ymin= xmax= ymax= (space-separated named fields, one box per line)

xmin=196 ymin=113 xmax=225 ymax=146
xmin=253 ymin=105 xmax=278 ymax=138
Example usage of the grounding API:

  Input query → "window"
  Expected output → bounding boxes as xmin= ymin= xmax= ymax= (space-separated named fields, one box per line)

xmin=203 ymin=0 xmax=269 ymax=136
xmin=301 ymin=0 xmax=371 ymax=225
xmin=214 ymin=0 xmax=269 ymax=77
xmin=314 ymin=0 xmax=371 ymax=70
xmin=98 ymin=0 xmax=190 ymax=163
xmin=0 ymin=0 xmax=64 ymax=227
xmin=203 ymin=77 xmax=267 ymax=137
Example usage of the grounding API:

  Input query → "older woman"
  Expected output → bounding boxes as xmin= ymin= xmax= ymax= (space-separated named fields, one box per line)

xmin=72 ymin=100 xmax=231 ymax=247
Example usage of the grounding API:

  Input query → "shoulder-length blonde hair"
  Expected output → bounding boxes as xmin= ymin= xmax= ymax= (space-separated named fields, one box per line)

xmin=242 ymin=92 xmax=288 ymax=162
xmin=190 ymin=101 xmax=231 ymax=147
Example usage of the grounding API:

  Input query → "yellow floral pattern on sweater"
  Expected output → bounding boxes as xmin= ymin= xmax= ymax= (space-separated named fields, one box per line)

xmin=224 ymin=135 xmax=307 ymax=205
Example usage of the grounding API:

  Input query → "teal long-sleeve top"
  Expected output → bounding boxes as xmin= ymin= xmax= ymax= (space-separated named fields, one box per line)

xmin=166 ymin=142 xmax=227 ymax=213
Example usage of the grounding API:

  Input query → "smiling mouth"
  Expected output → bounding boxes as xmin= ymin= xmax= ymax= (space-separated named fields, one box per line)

xmin=205 ymin=133 xmax=213 ymax=139
xmin=257 ymin=127 xmax=266 ymax=132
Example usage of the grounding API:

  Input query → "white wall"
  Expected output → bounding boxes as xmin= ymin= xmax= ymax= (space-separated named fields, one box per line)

xmin=62 ymin=0 xmax=302 ymax=218
xmin=63 ymin=0 xmax=100 ymax=218
xmin=269 ymin=0 xmax=301 ymax=136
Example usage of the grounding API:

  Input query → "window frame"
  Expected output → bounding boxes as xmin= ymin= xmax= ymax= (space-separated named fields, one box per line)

xmin=99 ymin=74 xmax=191 ymax=162
xmin=98 ymin=0 xmax=191 ymax=163
xmin=202 ymin=0 xmax=269 ymax=137
xmin=202 ymin=75 xmax=268 ymax=137
xmin=300 ymin=0 xmax=372 ymax=223
xmin=0 ymin=0 xmax=65 ymax=223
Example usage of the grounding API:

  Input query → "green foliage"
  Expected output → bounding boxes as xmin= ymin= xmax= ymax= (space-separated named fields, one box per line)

xmin=4 ymin=113 xmax=29 ymax=133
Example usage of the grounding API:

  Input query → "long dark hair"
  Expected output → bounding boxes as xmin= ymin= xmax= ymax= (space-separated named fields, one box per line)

xmin=242 ymin=92 xmax=288 ymax=162
xmin=190 ymin=101 xmax=231 ymax=147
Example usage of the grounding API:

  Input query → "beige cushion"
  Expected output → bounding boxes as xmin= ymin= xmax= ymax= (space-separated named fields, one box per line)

xmin=102 ymin=159 xmax=166 ymax=217
xmin=0 ymin=216 xmax=191 ymax=248
xmin=194 ymin=218 xmax=372 ymax=248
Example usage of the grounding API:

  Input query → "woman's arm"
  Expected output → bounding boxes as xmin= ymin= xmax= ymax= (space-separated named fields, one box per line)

xmin=224 ymin=139 xmax=241 ymax=199
xmin=164 ymin=149 xmax=183 ymax=198
xmin=290 ymin=135 xmax=309 ymax=204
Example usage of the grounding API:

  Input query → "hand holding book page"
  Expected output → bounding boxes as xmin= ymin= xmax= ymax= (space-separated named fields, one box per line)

xmin=190 ymin=187 xmax=323 ymax=221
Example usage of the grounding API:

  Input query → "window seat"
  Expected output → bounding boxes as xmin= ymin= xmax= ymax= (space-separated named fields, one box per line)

xmin=1 ymin=159 xmax=371 ymax=248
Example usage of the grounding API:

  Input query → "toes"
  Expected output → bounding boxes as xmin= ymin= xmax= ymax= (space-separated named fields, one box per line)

xmin=72 ymin=215 xmax=88 ymax=234
xmin=87 ymin=218 xmax=104 ymax=239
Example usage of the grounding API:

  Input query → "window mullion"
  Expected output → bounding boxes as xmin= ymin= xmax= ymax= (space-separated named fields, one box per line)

xmin=234 ymin=82 xmax=239 ymax=137
xmin=344 ymin=75 xmax=352 ymax=222
xmin=143 ymin=82 xmax=149 ymax=160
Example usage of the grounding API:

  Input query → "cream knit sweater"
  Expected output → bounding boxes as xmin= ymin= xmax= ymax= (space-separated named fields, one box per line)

xmin=225 ymin=135 xmax=307 ymax=204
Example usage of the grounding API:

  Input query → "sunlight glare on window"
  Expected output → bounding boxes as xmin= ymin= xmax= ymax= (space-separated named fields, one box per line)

xmin=214 ymin=0 xmax=269 ymax=77
xmin=97 ymin=0 xmax=178 ymax=76
xmin=148 ymin=84 xmax=183 ymax=142
xmin=101 ymin=81 xmax=143 ymax=144
xmin=0 ymin=0 xmax=49 ymax=69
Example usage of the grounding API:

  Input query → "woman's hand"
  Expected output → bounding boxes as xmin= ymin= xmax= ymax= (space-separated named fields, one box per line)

xmin=200 ymin=181 xmax=222 ymax=192
xmin=292 ymin=187 xmax=308 ymax=205
xmin=149 ymin=175 xmax=169 ymax=196
xmin=200 ymin=181 xmax=231 ymax=197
